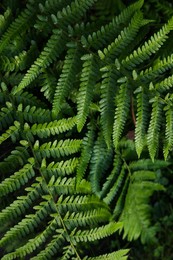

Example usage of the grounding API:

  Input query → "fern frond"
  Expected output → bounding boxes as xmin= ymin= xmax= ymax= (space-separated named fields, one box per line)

xmin=100 ymin=154 xmax=122 ymax=200
xmin=64 ymin=208 xmax=111 ymax=229
xmin=53 ymin=45 xmax=82 ymax=115
xmin=103 ymin=165 xmax=126 ymax=205
xmin=34 ymin=139 xmax=82 ymax=161
xmin=90 ymin=134 xmax=113 ymax=195
xmin=135 ymin=88 xmax=149 ymax=157
xmin=76 ymin=54 xmax=99 ymax=132
xmin=71 ymin=222 xmax=123 ymax=243
xmin=81 ymin=0 xmax=144 ymax=49
xmin=139 ymin=54 xmax=173 ymax=82
xmin=84 ymin=249 xmax=130 ymax=260
xmin=0 ymin=0 xmax=40 ymax=53
xmin=113 ymin=83 xmax=130 ymax=149
xmin=13 ymin=29 xmax=66 ymax=94
xmin=42 ymin=158 xmax=79 ymax=178
xmin=18 ymin=104 xmax=52 ymax=124
xmin=0 ymin=146 xmax=30 ymax=174
xmin=55 ymin=0 xmax=97 ymax=28
xmin=119 ymin=170 xmax=164 ymax=243
xmin=2 ymin=218 xmax=58 ymax=260
xmin=163 ymin=102 xmax=173 ymax=159
xmin=0 ymin=120 xmax=20 ymax=144
xmin=40 ymin=69 xmax=57 ymax=102
xmin=100 ymin=66 xmax=118 ymax=148
xmin=98 ymin=11 xmax=144 ymax=62
xmin=27 ymin=117 xmax=76 ymax=138
xmin=76 ymin=124 xmax=95 ymax=185
xmin=0 ymin=200 xmax=54 ymax=248
xmin=0 ymin=182 xmax=43 ymax=225
xmin=129 ymin=159 xmax=170 ymax=171
xmin=122 ymin=17 xmax=173 ymax=69
xmin=0 ymin=102 xmax=14 ymax=129
xmin=0 ymin=158 xmax=35 ymax=197
xmin=147 ymin=96 xmax=162 ymax=161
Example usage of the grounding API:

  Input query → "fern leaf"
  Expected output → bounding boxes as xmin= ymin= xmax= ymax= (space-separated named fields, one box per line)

xmin=0 ymin=102 xmax=14 ymax=129
xmin=119 ymin=170 xmax=164 ymax=243
xmin=0 ymin=158 xmax=35 ymax=197
xmin=147 ymin=96 xmax=162 ymax=161
xmin=100 ymin=66 xmax=118 ymax=148
xmin=90 ymin=134 xmax=113 ymax=195
xmin=27 ymin=117 xmax=76 ymax=138
xmin=163 ymin=103 xmax=173 ymax=159
xmin=13 ymin=29 xmax=66 ymax=94
xmin=98 ymin=11 xmax=144 ymax=62
xmin=34 ymin=139 xmax=82 ymax=161
xmin=135 ymin=88 xmax=149 ymax=157
xmin=42 ymin=158 xmax=79 ymax=178
xmin=77 ymin=54 xmax=99 ymax=132
xmin=113 ymin=83 xmax=130 ymax=149
xmin=71 ymin=222 xmax=123 ymax=244
xmin=84 ymin=249 xmax=130 ymax=260
xmin=103 ymin=165 xmax=126 ymax=205
xmin=0 ymin=0 xmax=39 ymax=53
xmin=0 ymin=120 xmax=20 ymax=144
xmin=53 ymin=45 xmax=82 ymax=115
xmin=122 ymin=17 xmax=173 ymax=69
xmin=100 ymin=154 xmax=122 ymax=200
xmin=76 ymin=124 xmax=95 ymax=185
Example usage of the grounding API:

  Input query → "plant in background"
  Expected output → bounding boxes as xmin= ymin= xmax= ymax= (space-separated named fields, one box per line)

xmin=0 ymin=0 xmax=173 ymax=259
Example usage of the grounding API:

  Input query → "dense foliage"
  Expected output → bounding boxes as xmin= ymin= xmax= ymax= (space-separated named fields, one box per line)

xmin=0 ymin=0 xmax=173 ymax=259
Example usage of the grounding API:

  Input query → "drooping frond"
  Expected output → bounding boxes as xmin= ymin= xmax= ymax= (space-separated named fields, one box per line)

xmin=135 ymin=87 xmax=149 ymax=157
xmin=147 ymin=96 xmax=163 ymax=161
xmin=119 ymin=170 xmax=164 ymax=243
xmin=113 ymin=83 xmax=130 ymax=149
xmin=76 ymin=54 xmax=99 ymax=132
xmin=53 ymin=44 xmax=82 ymax=115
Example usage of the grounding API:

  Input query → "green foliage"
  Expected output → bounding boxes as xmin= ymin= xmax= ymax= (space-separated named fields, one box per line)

xmin=0 ymin=0 xmax=173 ymax=259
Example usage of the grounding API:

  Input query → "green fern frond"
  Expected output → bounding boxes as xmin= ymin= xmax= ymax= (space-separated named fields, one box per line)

xmin=76 ymin=124 xmax=95 ymax=185
xmin=98 ymin=11 xmax=144 ymax=62
xmin=77 ymin=54 xmax=99 ymax=132
xmin=53 ymin=45 xmax=82 ymax=115
xmin=122 ymin=17 xmax=173 ymax=69
xmin=100 ymin=154 xmax=122 ymax=200
xmin=163 ymin=102 xmax=173 ymax=159
xmin=34 ymin=139 xmax=82 ymax=161
xmin=90 ymin=134 xmax=113 ymax=195
xmin=129 ymin=158 xmax=170 ymax=171
xmin=13 ymin=29 xmax=66 ymax=94
xmin=40 ymin=69 xmax=57 ymax=102
xmin=0 ymin=181 xmax=43 ymax=226
xmin=55 ymin=0 xmax=97 ymax=28
xmin=147 ymin=96 xmax=163 ymax=161
xmin=139 ymin=54 xmax=173 ymax=82
xmin=0 ymin=158 xmax=35 ymax=197
xmin=84 ymin=249 xmax=130 ymax=260
xmin=135 ymin=88 xmax=149 ymax=157
xmin=0 ymin=102 xmax=14 ymax=129
xmin=27 ymin=117 xmax=77 ymax=138
xmin=71 ymin=222 xmax=123 ymax=244
xmin=81 ymin=0 xmax=144 ymax=49
xmin=0 ymin=0 xmax=40 ymax=53
xmin=113 ymin=83 xmax=130 ymax=149
xmin=42 ymin=158 xmax=79 ymax=178
xmin=100 ymin=66 xmax=118 ymax=148
xmin=0 ymin=120 xmax=20 ymax=144
xmin=0 ymin=146 xmax=30 ymax=174
xmin=119 ymin=170 xmax=164 ymax=243
xmin=103 ymin=164 xmax=126 ymax=205
xmin=17 ymin=104 xmax=52 ymax=124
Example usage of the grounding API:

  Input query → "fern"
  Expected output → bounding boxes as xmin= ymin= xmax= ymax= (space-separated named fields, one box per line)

xmin=1 ymin=0 xmax=173 ymax=258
